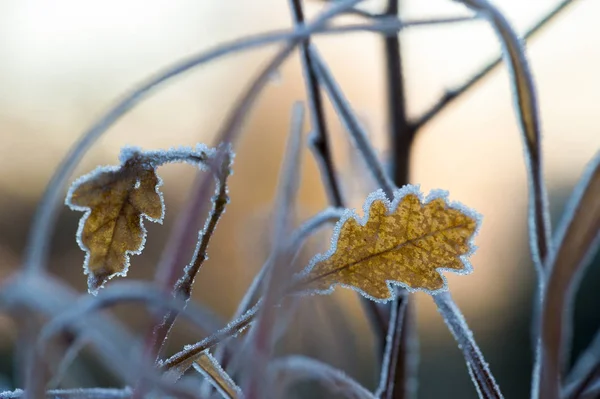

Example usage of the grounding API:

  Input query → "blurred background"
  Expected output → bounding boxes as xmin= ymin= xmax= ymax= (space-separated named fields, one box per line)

xmin=0 ymin=0 xmax=599 ymax=397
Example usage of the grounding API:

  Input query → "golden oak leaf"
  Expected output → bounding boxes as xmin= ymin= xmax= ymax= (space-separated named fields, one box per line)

xmin=295 ymin=188 xmax=479 ymax=300
xmin=66 ymin=155 xmax=164 ymax=294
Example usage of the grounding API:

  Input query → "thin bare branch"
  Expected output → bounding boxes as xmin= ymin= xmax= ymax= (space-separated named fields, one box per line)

xmin=382 ymin=1 xmax=419 ymax=396
xmin=403 ymin=15 xmax=476 ymax=27
xmin=289 ymin=0 xmax=343 ymax=207
xmin=413 ymin=0 xmax=577 ymax=131
xmin=161 ymin=303 xmax=260 ymax=373
xmin=151 ymin=146 xmax=233 ymax=360
xmin=453 ymin=0 xmax=552 ymax=276
xmin=309 ymin=46 xmax=396 ymax=197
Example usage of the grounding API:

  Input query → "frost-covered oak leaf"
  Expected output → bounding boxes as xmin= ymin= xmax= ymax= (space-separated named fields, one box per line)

xmin=66 ymin=152 xmax=164 ymax=294
xmin=294 ymin=186 xmax=480 ymax=300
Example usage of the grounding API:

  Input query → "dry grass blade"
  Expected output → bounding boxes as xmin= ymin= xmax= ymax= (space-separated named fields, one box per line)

xmin=540 ymin=152 xmax=600 ymax=399
xmin=452 ymin=0 xmax=551 ymax=274
xmin=192 ymin=352 xmax=241 ymax=399
xmin=564 ymin=329 xmax=600 ymax=399
xmin=47 ymin=335 xmax=91 ymax=389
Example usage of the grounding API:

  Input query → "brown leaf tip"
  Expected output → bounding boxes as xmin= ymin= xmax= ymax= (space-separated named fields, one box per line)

xmin=295 ymin=185 xmax=482 ymax=301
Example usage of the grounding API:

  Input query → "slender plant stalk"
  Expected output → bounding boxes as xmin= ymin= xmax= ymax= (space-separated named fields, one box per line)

xmin=161 ymin=304 xmax=260 ymax=372
xmin=381 ymin=1 xmax=418 ymax=397
xmin=289 ymin=0 xmax=342 ymax=208
xmin=152 ymin=148 xmax=232 ymax=359
xmin=288 ymin=0 xmax=388 ymax=347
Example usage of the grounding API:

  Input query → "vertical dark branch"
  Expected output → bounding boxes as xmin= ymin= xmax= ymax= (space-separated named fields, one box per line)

xmin=385 ymin=0 xmax=415 ymax=186
xmin=383 ymin=1 xmax=417 ymax=398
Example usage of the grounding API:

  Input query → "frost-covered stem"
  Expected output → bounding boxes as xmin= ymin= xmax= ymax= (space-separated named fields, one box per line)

xmin=1 ymin=387 xmax=134 ymax=399
xmin=151 ymin=148 xmax=232 ymax=360
xmin=434 ymin=293 xmax=503 ymax=398
xmin=452 ymin=1 xmax=553 ymax=396
xmin=136 ymin=148 xmax=212 ymax=169
xmin=288 ymin=0 xmax=388 ymax=348
xmin=382 ymin=1 xmax=419 ymax=397
xmin=242 ymin=103 xmax=305 ymax=399
xmin=413 ymin=0 xmax=576 ymax=132
xmin=377 ymin=293 xmax=408 ymax=398
xmin=289 ymin=0 xmax=342 ymax=208
xmin=161 ymin=303 xmax=260 ymax=372
xmin=392 ymin=300 xmax=418 ymax=398
xmin=309 ymin=46 xmax=396 ymax=198
xmin=22 ymin=0 xmax=364 ymax=275
xmin=128 ymin=148 xmax=229 ymax=399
